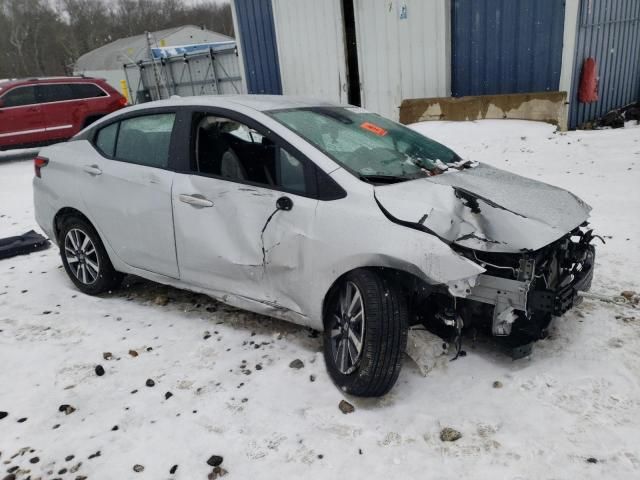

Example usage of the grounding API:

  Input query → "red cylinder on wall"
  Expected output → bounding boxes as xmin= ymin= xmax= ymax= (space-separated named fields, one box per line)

xmin=578 ymin=57 xmax=598 ymax=103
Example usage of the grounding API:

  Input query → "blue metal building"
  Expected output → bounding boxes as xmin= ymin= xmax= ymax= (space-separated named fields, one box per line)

xmin=232 ymin=0 xmax=282 ymax=95
xmin=231 ymin=0 xmax=640 ymax=129
xmin=451 ymin=0 xmax=566 ymax=97
xmin=569 ymin=0 xmax=640 ymax=128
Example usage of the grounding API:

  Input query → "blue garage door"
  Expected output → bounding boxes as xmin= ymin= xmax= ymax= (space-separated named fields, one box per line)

xmin=569 ymin=0 xmax=640 ymax=128
xmin=452 ymin=0 xmax=565 ymax=97
xmin=233 ymin=0 xmax=282 ymax=94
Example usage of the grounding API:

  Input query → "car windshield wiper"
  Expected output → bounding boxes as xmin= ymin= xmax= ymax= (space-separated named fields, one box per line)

xmin=358 ymin=173 xmax=411 ymax=184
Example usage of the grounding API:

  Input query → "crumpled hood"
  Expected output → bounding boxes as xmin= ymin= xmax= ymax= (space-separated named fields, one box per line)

xmin=374 ymin=163 xmax=591 ymax=253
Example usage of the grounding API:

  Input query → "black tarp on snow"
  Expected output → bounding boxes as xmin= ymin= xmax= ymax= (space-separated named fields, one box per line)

xmin=0 ymin=230 xmax=50 ymax=259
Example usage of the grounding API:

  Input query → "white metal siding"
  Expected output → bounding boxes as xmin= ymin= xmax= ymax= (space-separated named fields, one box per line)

xmin=354 ymin=0 xmax=450 ymax=120
xmin=271 ymin=0 xmax=348 ymax=103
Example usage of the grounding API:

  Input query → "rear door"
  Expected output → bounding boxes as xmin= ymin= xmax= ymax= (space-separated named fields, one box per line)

xmin=36 ymin=83 xmax=82 ymax=141
xmin=172 ymin=109 xmax=319 ymax=315
xmin=78 ymin=109 xmax=180 ymax=278
xmin=0 ymin=85 xmax=43 ymax=148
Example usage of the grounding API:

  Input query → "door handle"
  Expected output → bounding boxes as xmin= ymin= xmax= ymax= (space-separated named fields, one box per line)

xmin=83 ymin=164 xmax=102 ymax=176
xmin=179 ymin=194 xmax=214 ymax=208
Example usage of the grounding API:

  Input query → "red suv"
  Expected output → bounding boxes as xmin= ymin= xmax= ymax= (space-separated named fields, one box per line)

xmin=0 ymin=76 xmax=127 ymax=150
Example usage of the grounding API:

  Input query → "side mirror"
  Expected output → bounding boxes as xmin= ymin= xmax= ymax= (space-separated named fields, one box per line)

xmin=276 ymin=196 xmax=293 ymax=211
xmin=0 ymin=98 xmax=5 ymax=108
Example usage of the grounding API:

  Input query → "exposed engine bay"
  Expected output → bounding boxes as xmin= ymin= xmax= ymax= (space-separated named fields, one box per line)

xmin=410 ymin=224 xmax=598 ymax=358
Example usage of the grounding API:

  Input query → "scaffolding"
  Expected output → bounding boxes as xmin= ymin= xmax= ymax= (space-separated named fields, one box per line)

xmin=122 ymin=42 xmax=243 ymax=104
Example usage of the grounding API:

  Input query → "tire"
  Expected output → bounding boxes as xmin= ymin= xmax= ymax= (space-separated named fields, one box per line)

xmin=59 ymin=215 xmax=123 ymax=295
xmin=323 ymin=269 xmax=408 ymax=397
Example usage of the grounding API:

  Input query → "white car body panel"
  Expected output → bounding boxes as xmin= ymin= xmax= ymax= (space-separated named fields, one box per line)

xmin=71 ymin=140 xmax=180 ymax=278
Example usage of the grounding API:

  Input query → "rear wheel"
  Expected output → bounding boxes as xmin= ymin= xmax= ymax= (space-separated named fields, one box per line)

xmin=59 ymin=216 xmax=123 ymax=295
xmin=323 ymin=269 xmax=408 ymax=397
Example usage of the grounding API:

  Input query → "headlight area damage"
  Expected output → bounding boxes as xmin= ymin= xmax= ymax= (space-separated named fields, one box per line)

xmin=374 ymin=164 xmax=598 ymax=358
xmin=452 ymin=227 xmax=597 ymax=356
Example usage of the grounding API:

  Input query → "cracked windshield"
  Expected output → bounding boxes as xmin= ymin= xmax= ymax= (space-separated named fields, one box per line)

xmin=270 ymin=107 xmax=462 ymax=182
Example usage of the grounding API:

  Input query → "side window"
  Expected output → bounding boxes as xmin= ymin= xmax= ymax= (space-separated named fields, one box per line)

xmin=114 ymin=113 xmax=175 ymax=168
xmin=192 ymin=114 xmax=309 ymax=194
xmin=95 ymin=122 xmax=118 ymax=157
xmin=37 ymin=84 xmax=74 ymax=103
xmin=2 ymin=86 xmax=37 ymax=107
xmin=71 ymin=83 xmax=107 ymax=99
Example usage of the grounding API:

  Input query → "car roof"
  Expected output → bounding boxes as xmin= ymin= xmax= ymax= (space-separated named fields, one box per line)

xmin=0 ymin=76 xmax=106 ymax=90
xmin=120 ymin=94 xmax=343 ymax=114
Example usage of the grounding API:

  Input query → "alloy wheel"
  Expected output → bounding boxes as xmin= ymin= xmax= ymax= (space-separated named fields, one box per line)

xmin=64 ymin=228 xmax=100 ymax=285
xmin=329 ymin=281 xmax=366 ymax=374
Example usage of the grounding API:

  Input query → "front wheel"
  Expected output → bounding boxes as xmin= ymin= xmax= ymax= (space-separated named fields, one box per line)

xmin=59 ymin=216 xmax=123 ymax=295
xmin=323 ymin=269 xmax=408 ymax=397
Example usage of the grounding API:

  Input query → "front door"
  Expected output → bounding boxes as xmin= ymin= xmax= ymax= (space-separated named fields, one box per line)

xmin=0 ymin=86 xmax=43 ymax=148
xmin=172 ymin=112 xmax=318 ymax=315
xmin=77 ymin=111 xmax=179 ymax=278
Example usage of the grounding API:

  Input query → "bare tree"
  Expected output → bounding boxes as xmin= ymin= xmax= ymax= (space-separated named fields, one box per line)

xmin=0 ymin=0 xmax=233 ymax=78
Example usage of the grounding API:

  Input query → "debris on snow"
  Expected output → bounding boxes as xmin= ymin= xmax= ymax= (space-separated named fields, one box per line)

xmin=206 ymin=455 xmax=224 ymax=467
xmin=405 ymin=327 xmax=449 ymax=376
xmin=289 ymin=359 xmax=304 ymax=369
xmin=58 ymin=404 xmax=76 ymax=415
xmin=339 ymin=400 xmax=355 ymax=414
xmin=440 ymin=427 xmax=462 ymax=442
xmin=208 ymin=466 xmax=228 ymax=479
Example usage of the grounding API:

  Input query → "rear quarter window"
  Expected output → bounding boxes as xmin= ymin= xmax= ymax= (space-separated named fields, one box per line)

xmin=72 ymin=83 xmax=107 ymax=99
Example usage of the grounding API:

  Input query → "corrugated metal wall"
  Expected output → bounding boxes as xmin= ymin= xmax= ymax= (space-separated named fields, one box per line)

xmin=451 ymin=0 xmax=565 ymax=97
xmin=271 ymin=0 xmax=348 ymax=103
xmin=569 ymin=0 xmax=640 ymax=128
xmin=233 ymin=0 xmax=282 ymax=94
xmin=354 ymin=0 xmax=450 ymax=120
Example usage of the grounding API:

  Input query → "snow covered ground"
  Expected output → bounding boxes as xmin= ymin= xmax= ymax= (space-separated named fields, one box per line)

xmin=1 ymin=120 xmax=639 ymax=479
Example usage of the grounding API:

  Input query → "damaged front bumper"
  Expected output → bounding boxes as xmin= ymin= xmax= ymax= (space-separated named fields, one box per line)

xmin=460 ymin=229 xmax=597 ymax=337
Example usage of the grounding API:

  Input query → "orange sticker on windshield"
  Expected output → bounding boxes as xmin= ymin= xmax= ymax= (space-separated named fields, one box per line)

xmin=360 ymin=122 xmax=387 ymax=136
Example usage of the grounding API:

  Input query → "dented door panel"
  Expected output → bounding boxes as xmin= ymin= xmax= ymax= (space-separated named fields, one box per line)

xmin=172 ymin=173 xmax=319 ymax=318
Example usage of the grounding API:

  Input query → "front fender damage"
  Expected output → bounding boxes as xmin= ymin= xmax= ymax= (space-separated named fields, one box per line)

xmin=374 ymin=193 xmax=484 ymax=298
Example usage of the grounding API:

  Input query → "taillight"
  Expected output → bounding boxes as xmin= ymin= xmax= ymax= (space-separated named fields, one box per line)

xmin=34 ymin=156 xmax=49 ymax=178
xmin=117 ymin=95 xmax=128 ymax=107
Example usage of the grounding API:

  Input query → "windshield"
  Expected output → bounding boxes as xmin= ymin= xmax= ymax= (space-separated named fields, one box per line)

xmin=268 ymin=106 xmax=462 ymax=182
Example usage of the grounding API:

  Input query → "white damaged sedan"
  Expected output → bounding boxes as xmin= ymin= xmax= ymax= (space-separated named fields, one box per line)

xmin=33 ymin=96 xmax=596 ymax=396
